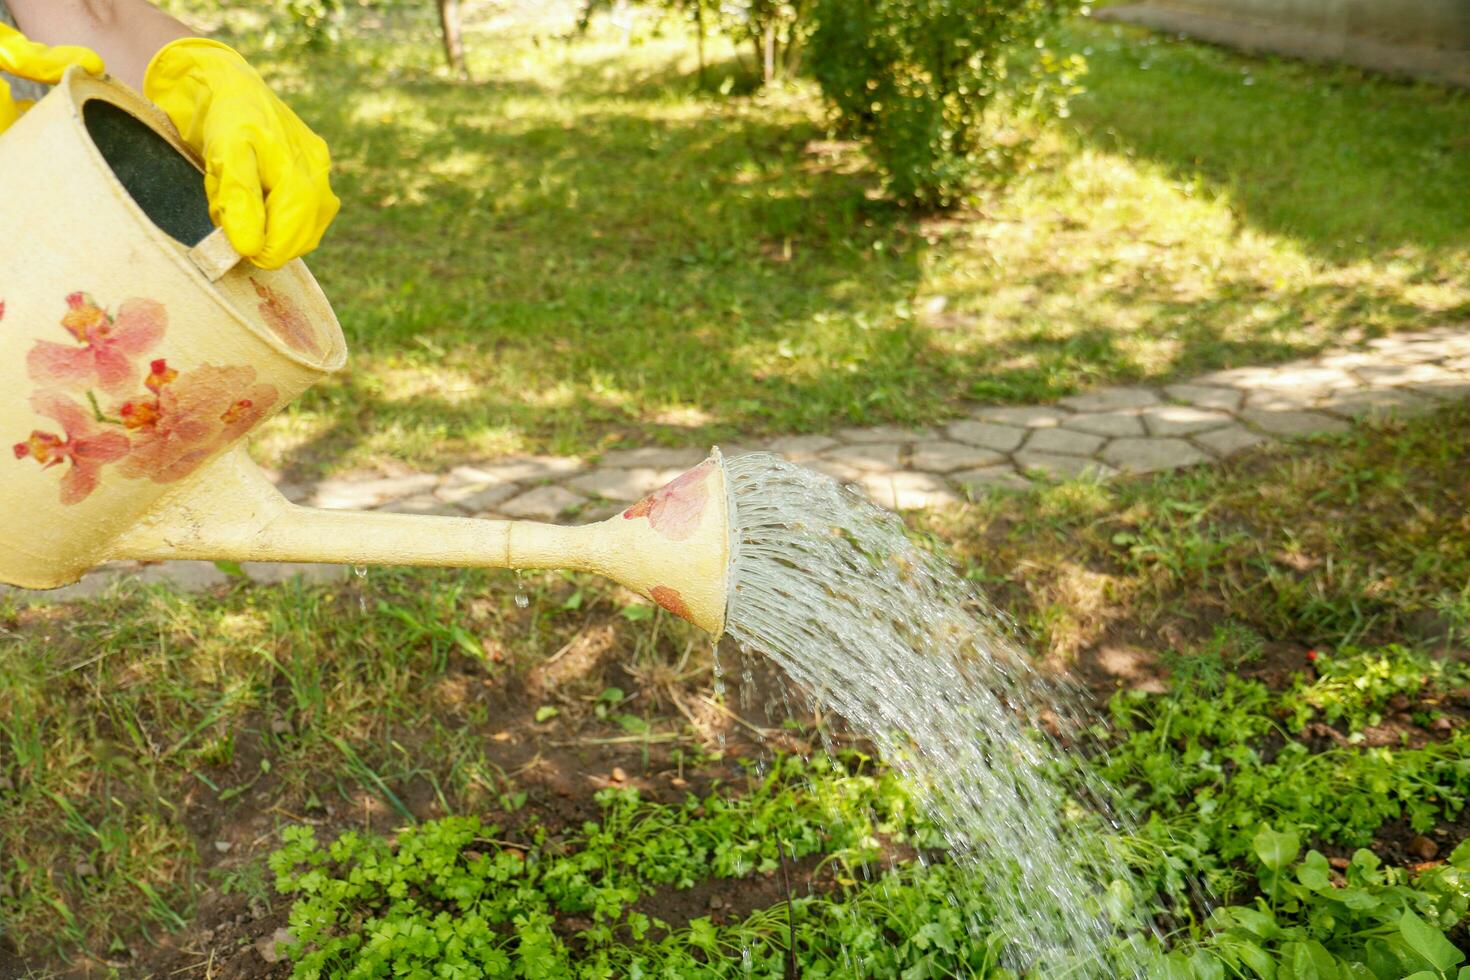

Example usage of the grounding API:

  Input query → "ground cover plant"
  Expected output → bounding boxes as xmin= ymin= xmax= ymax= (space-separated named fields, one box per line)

xmin=158 ymin=1 xmax=1467 ymax=476
xmin=4 ymin=404 xmax=1469 ymax=976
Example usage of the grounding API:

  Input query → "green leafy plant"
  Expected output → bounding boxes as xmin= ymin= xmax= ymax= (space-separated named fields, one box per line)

xmin=1158 ymin=828 xmax=1470 ymax=978
xmin=806 ymin=0 xmax=1086 ymax=205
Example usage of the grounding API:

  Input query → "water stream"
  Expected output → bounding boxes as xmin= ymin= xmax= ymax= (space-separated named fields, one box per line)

xmin=719 ymin=452 xmax=1154 ymax=976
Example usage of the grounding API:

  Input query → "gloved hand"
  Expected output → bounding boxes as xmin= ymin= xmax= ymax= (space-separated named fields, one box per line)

xmin=0 ymin=22 xmax=105 ymax=133
xmin=144 ymin=39 xmax=339 ymax=269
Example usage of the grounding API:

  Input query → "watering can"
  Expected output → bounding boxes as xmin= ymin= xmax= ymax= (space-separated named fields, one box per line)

xmin=0 ymin=68 xmax=730 ymax=635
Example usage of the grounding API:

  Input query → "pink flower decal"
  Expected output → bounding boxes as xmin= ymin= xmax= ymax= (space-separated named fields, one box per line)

xmin=26 ymin=293 xmax=165 ymax=394
xmin=252 ymin=279 xmax=322 ymax=358
xmin=117 ymin=360 xmax=278 ymax=484
xmin=13 ymin=392 xmax=130 ymax=505
xmin=650 ymin=586 xmax=693 ymax=622
xmin=622 ymin=460 xmax=712 ymax=541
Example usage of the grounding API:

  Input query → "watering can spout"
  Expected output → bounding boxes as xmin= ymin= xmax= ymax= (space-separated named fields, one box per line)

xmin=106 ymin=448 xmax=732 ymax=636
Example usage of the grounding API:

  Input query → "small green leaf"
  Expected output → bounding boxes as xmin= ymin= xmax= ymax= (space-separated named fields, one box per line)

xmin=214 ymin=560 xmax=247 ymax=579
xmin=1254 ymin=824 xmax=1300 ymax=871
xmin=1297 ymin=850 xmax=1331 ymax=890
xmin=534 ymin=706 xmax=559 ymax=723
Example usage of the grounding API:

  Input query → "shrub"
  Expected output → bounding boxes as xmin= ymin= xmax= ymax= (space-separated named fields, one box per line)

xmin=807 ymin=0 xmax=1086 ymax=206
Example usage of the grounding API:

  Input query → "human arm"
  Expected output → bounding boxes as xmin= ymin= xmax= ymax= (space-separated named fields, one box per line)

xmin=7 ymin=0 xmax=190 ymax=91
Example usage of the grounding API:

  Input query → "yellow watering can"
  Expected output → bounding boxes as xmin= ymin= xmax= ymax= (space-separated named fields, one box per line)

xmin=0 ymin=68 xmax=730 ymax=635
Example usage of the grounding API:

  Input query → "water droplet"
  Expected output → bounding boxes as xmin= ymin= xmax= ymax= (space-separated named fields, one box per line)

xmin=514 ymin=592 xmax=530 ymax=609
xmin=352 ymin=564 xmax=368 ymax=579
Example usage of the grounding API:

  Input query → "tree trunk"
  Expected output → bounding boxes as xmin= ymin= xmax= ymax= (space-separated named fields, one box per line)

xmin=437 ymin=0 xmax=469 ymax=80
xmin=695 ymin=2 xmax=707 ymax=87
xmin=762 ymin=21 xmax=776 ymax=84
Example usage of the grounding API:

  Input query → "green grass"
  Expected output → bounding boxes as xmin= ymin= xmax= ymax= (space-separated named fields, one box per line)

xmin=930 ymin=403 xmax=1470 ymax=664
xmin=169 ymin=3 xmax=1469 ymax=476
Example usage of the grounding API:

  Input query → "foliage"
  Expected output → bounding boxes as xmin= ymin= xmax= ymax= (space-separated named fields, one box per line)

xmin=1106 ymin=646 xmax=1470 ymax=895
xmin=1161 ymin=832 xmax=1470 ymax=979
xmin=268 ymin=753 xmax=960 ymax=977
xmin=805 ymin=0 xmax=1087 ymax=205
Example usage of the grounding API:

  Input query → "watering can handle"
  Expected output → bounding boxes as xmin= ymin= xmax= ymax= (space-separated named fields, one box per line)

xmin=187 ymin=226 xmax=246 ymax=282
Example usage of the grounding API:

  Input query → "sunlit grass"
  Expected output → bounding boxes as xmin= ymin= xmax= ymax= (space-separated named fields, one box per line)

xmin=163 ymin=3 xmax=1470 ymax=476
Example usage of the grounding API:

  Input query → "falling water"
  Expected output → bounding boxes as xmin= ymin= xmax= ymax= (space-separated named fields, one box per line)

xmin=719 ymin=452 xmax=1153 ymax=976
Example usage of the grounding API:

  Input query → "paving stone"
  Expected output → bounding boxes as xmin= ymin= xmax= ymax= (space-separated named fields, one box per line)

xmin=1365 ymin=336 xmax=1448 ymax=362
xmin=1355 ymin=363 xmax=1465 ymax=387
xmin=1193 ymin=365 xmax=1280 ymax=387
xmin=598 ymin=446 xmax=707 ymax=469
xmin=806 ymin=458 xmax=867 ymax=483
xmin=1318 ymin=387 xmax=1435 ymax=420
xmin=836 ymin=425 xmax=933 ymax=444
xmin=377 ymin=493 xmax=465 ymax=516
xmin=240 ymin=562 xmax=353 ymax=585
xmin=945 ymin=419 xmax=1027 ymax=452
xmin=1314 ymin=351 xmax=1379 ymax=370
xmin=1240 ymin=408 xmax=1351 ymax=437
xmin=1411 ymin=380 xmax=1470 ymax=402
xmin=1163 ymin=383 xmax=1245 ymax=413
xmin=311 ymin=474 xmax=440 ymax=509
xmin=1057 ymin=386 xmax=1160 ymax=413
xmin=499 ymin=485 xmax=587 ymax=520
xmin=822 ymin=442 xmax=903 ymax=472
xmin=451 ymin=456 xmax=584 ymax=485
xmin=1243 ymin=388 xmax=1319 ymax=412
xmin=969 ymin=405 xmax=1071 ymax=428
xmin=1139 ymin=405 xmax=1234 ymax=437
xmin=1246 ymin=366 xmax=1355 ymax=391
xmin=569 ymin=468 xmax=683 ymax=502
xmin=1013 ymin=452 xmax=1116 ymax=479
xmin=1101 ymin=437 xmax=1210 ymax=474
xmin=1022 ymin=427 xmax=1105 ymax=456
xmin=1062 ymin=411 xmax=1147 ymax=438
xmin=909 ymin=440 xmax=1005 ymax=473
xmin=950 ymin=465 xmax=1030 ymax=493
xmin=436 ymin=480 xmax=520 ymax=511
xmin=1193 ymin=425 xmax=1271 ymax=458
xmin=855 ymin=471 xmax=961 ymax=510
xmin=764 ymin=434 xmax=839 ymax=459
xmin=132 ymin=560 xmax=230 ymax=590
xmin=441 ymin=481 xmax=523 ymax=514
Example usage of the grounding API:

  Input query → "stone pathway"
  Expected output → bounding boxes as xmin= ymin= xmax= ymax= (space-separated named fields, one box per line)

xmin=8 ymin=325 xmax=1470 ymax=603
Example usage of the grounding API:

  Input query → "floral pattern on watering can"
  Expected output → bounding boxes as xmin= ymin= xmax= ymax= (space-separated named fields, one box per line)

xmin=622 ymin=458 xmax=717 ymax=619
xmin=9 ymin=291 xmax=282 ymax=505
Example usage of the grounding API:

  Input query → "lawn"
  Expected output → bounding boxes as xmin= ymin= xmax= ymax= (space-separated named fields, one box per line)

xmin=4 ymin=403 xmax=1468 ymax=975
xmin=169 ymin=1 xmax=1468 ymax=477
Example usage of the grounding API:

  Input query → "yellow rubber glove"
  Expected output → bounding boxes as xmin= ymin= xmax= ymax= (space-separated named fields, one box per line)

xmin=144 ymin=39 xmax=339 ymax=269
xmin=0 ymin=22 xmax=105 ymax=134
